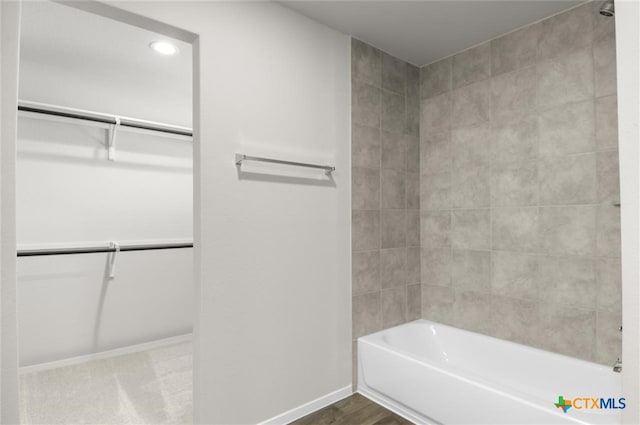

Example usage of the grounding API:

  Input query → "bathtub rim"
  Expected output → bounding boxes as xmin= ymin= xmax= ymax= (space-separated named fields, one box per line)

xmin=361 ymin=319 xmax=615 ymax=375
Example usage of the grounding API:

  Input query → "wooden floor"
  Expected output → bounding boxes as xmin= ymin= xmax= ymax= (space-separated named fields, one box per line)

xmin=290 ymin=394 xmax=413 ymax=425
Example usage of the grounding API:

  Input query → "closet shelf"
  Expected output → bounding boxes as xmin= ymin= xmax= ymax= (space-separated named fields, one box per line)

xmin=17 ymin=100 xmax=193 ymax=138
xmin=17 ymin=242 xmax=193 ymax=257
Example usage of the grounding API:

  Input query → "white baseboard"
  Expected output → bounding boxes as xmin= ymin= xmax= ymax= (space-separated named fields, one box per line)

xmin=258 ymin=385 xmax=353 ymax=425
xmin=20 ymin=333 xmax=192 ymax=374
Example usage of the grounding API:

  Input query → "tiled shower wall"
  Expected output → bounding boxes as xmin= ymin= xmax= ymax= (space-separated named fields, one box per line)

xmin=419 ymin=2 xmax=621 ymax=365
xmin=351 ymin=39 xmax=421 ymax=344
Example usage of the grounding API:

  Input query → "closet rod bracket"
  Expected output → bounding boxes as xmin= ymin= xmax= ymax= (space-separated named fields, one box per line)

xmin=107 ymin=241 xmax=120 ymax=278
xmin=108 ymin=117 xmax=121 ymax=161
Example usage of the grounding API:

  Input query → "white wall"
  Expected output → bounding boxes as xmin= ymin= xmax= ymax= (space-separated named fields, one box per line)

xmin=18 ymin=248 xmax=193 ymax=366
xmin=1 ymin=1 xmax=21 ymax=423
xmin=16 ymin=117 xmax=192 ymax=245
xmin=16 ymin=118 xmax=194 ymax=367
xmin=15 ymin=118 xmax=193 ymax=367
xmin=617 ymin=1 xmax=640 ymax=423
xmin=56 ymin=2 xmax=353 ymax=424
xmin=2 ymin=1 xmax=350 ymax=423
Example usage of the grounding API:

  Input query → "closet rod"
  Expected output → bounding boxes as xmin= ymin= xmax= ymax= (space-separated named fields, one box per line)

xmin=17 ymin=242 xmax=193 ymax=257
xmin=17 ymin=101 xmax=193 ymax=137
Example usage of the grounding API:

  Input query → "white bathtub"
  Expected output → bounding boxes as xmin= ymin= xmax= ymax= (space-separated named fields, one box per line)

xmin=357 ymin=320 xmax=622 ymax=425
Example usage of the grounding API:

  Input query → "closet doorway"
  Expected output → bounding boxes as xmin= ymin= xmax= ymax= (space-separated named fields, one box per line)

xmin=16 ymin=2 xmax=195 ymax=423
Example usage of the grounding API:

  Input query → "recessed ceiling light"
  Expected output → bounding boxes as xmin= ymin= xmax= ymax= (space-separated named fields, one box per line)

xmin=149 ymin=41 xmax=178 ymax=56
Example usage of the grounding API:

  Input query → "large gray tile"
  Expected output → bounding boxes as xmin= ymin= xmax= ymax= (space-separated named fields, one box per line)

xmin=352 ymin=124 xmax=380 ymax=169
xmin=451 ymin=79 xmax=491 ymax=128
xmin=539 ymin=206 xmax=596 ymax=256
xmin=421 ymin=211 xmax=451 ymax=249
xmin=451 ymin=164 xmax=490 ymax=208
xmin=406 ymin=134 xmax=420 ymax=173
xmin=420 ymin=57 xmax=451 ymax=100
xmin=595 ymin=95 xmax=618 ymax=150
xmin=406 ymin=284 xmax=422 ymax=321
xmin=452 ymin=42 xmax=491 ymax=89
xmin=538 ymin=154 xmax=597 ymax=205
xmin=352 ymin=80 xmax=381 ymax=128
xmin=406 ymin=171 xmax=420 ymax=210
xmin=597 ymin=151 xmax=620 ymax=204
xmin=421 ymin=130 xmax=451 ymax=175
xmin=352 ymin=251 xmax=381 ymax=296
xmin=539 ymin=256 xmax=597 ymax=310
xmin=538 ymin=304 xmax=596 ymax=361
xmin=421 ymin=93 xmax=451 ymax=135
xmin=382 ymin=90 xmax=406 ymax=134
xmin=380 ymin=248 xmax=406 ymax=289
xmin=595 ymin=310 xmax=622 ymax=366
xmin=491 ymin=160 xmax=538 ymax=207
xmin=597 ymin=257 xmax=621 ymax=314
xmin=381 ymin=168 xmax=405 ymax=209
xmin=491 ymin=65 xmax=537 ymax=124
xmin=353 ymin=292 xmax=382 ymax=338
xmin=593 ymin=37 xmax=617 ymax=98
xmin=492 ymin=207 xmax=539 ymax=252
xmin=451 ymin=209 xmax=490 ymax=250
xmin=420 ymin=171 xmax=451 ymax=211
xmin=537 ymin=49 xmax=594 ymax=110
xmin=421 ymin=248 xmax=451 ymax=287
xmin=351 ymin=341 xmax=358 ymax=389
xmin=381 ymin=131 xmax=405 ymax=170
xmin=406 ymin=92 xmax=420 ymax=136
xmin=382 ymin=52 xmax=406 ymax=95
xmin=537 ymin=3 xmax=593 ymax=61
xmin=352 ymin=210 xmax=380 ymax=251
xmin=352 ymin=38 xmax=381 ymax=87
xmin=407 ymin=64 xmax=420 ymax=97
xmin=451 ymin=249 xmax=491 ymax=292
xmin=451 ymin=123 xmax=491 ymax=170
xmin=491 ymin=296 xmax=539 ymax=346
xmin=538 ymin=99 xmax=595 ymax=156
xmin=597 ymin=204 xmax=621 ymax=257
xmin=491 ymin=116 xmax=538 ymax=164
xmin=352 ymin=167 xmax=380 ymax=210
xmin=407 ymin=247 xmax=421 ymax=285
xmin=382 ymin=288 xmax=406 ymax=327
xmin=382 ymin=209 xmax=406 ymax=249
xmin=406 ymin=209 xmax=421 ymax=247
xmin=491 ymin=251 xmax=538 ymax=300
xmin=421 ymin=285 xmax=455 ymax=324
xmin=406 ymin=65 xmax=421 ymax=135
xmin=453 ymin=290 xmax=492 ymax=334
xmin=491 ymin=23 xmax=540 ymax=76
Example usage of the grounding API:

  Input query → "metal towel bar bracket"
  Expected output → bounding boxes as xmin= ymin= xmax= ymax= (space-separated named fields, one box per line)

xmin=235 ymin=153 xmax=335 ymax=175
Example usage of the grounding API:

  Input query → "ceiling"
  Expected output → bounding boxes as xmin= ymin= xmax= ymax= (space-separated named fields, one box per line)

xmin=18 ymin=0 xmax=584 ymax=120
xmin=281 ymin=1 xmax=583 ymax=66
xmin=19 ymin=1 xmax=192 ymax=126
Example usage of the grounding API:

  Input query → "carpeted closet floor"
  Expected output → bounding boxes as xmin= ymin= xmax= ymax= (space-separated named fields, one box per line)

xmin=19 ymin=342 xmax=192 ymax=424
